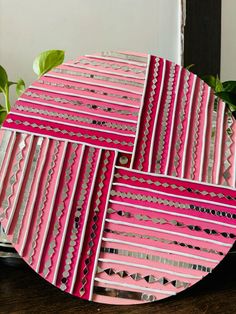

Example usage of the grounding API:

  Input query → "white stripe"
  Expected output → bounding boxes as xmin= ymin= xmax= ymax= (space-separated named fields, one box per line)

xmin=30 ymin=85 xmax=140 ymax=109
xmin=2 ymin=127 xmax=131 ymax=154
xmin=130 ymin=54 xmax=151 ymax=168
xmin=105 ymin=218 xmax=231 ymax=247
xmin=208 ymin=103 xmax=217 ymax=183
xmin=113 ymin=181 xmax=236 ymax=209
xmin=64 ymin=63 xmax=145 ymax=80
xmin=45 ymin=73 xmax=143 ymax=95
xmin=35 ymin=141 xmax=68 ymax=273
xmin=215 ymin=102 xmax=225 ymax=184
xmin=0 ymin=130 xmax=12 ymax=171
xmin=164 ymin=68 xmax=182 ymax=175
xmin=70 ymin=149 xmax=102 ymax=293
xmin=52 ymin=144 xmax=85 ymax=285
xmin=19 ymin=138 xmax=49 ymax=256
xmin=94 ymin=278 xmax=175 ymax=295
xmin=85 ymin=55 xmax=147 ymax=67
xmin=199 ymin=87 xmax=211 ymax=181
xmin=109 ymin=199 xmax=236 ymax=229
xmin=115 ymin=165 xmax=236 ymax=191
xmin=148 ymin=60 xmax=166 ymax=172
xmin=10 ymin=112 xmax=135 ymax=138
xmin=181 ymin=75 xmax=197 ymax=178
xmin=98 ymin=51 xmax=148 ymax=64
xmin=98 ymin=258 xmax=202 ymax=279
xmin=18 ymin=97 xmax=137 ymax=124
xmin=89 ymin=151 xmax=118 ymax=301
xmin=0 ymin=132 xmax=16 ymax=197
xmin=5 ymin=135 xmax=34 ymax=234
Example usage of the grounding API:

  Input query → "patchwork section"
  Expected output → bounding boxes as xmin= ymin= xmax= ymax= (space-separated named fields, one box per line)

xmin=3 ymin=52 xmax=148 ymax=154
xmin=92 ymin=167 xmax=236 ymax=304
xmin=0 ymin=130 xmax=117 ymax=301
xmin=131 ymin=55 xmax=236 ymax=188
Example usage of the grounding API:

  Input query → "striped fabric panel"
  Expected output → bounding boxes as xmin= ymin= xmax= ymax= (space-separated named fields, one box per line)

xmin=130 ymin=56 xmax=236 ymax=189
xmin=92 ymin=166 xmax=236 ymax=303
xmin=0 ymin=130 xmax=117 ymax=300
xmin=3 ymin=52 xmax=149 ymax=154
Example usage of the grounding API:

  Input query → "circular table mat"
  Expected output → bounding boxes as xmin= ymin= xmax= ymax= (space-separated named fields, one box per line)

xmin=0 ymin=51 xmax=235 ymax=305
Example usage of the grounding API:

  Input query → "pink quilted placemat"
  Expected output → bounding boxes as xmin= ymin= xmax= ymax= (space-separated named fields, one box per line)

xmin=0 ymin=51 xmax=235 ymax=305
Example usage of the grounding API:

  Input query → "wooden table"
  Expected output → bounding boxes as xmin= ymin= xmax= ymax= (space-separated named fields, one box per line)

xmin=0 ymin=250 xmax=235 ymax=314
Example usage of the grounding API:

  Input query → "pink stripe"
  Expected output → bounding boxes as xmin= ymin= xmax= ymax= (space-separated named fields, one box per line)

xmin=132 ymin=56 xmax=164 ymax=171
xmin=212 ymin=101 xmax=225 ymax=184
xmin=4 ymin=114 xmax=134 ymax=153
xmin=72 ymin=150 xmax=116 ymax=299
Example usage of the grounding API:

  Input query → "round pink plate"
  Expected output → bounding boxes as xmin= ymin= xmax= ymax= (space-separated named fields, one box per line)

xmin=0 ymin=51 xmax=235 ymax=305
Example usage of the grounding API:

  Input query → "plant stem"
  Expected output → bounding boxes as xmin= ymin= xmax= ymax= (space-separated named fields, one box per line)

xmin=4 ymin=87 xmax=10 ymax=113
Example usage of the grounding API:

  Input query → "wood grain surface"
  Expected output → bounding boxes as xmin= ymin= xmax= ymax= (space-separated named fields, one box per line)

xmin=0 ymin=250 xmax=235 ymax=314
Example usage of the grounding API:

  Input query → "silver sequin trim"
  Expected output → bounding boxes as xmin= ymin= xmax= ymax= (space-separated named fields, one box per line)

xmin=28 ymin=140 xmax=59 ymax=265
xmin=23 ymin=91 xmax=138 ymax=117
xmin=114 ymin=172 xmax=236 ymax=201
xmin=101 ymin=51 xmax=148 ymax=64
xmin=138 ymin=58 xmax=160 ymax=170
xmin=75 ymin=58 xmax=146 ymax=75
xmin=6 ymin=119 xmax=134 ymax=148
xmin=93 ymin=286 xmax=156 ymax=302
xmin=15 ymin=105 xmax=136 ymax=132
xmin=104 ymin=228 xmax=224 ymax=256
xmin=100 ymin=247 xmax=212 ymax=273
xmin=12 ymin=137 xmax=43 ymax=243
xmin=0 ymin=134 xmax=27 ymax=220
xmin=155 ymin=63 xmax=176 ymax=173
xmin=190 ymin=80 xmax=204 ymax=179
xmin=52 ymin=68 xmax=143 ymax=88
xmin=222 ymin=112 xmax=233 ymax=185
xmin=80 ymin=151 xmax=110 ymax=296
xmin=208 ymin=107 xmax=217 ymax=182
xmin=0 ymin=130 xmax=12 ymax=170
xmin=60 ymin=147 xmax=95 ymax=291
xmin=96 ymin=266 xmax=190 ymax=288
xmin=110 ymin=190 xmax=236 ymax=219
xmin=107 ymin=208 xmax=235 ymax=239
xmin=43 ymin=143 xmax=78 ymax=278
xmin=38 ymin=80 xmax=140 ymax=102
xmin=172 ymin=71 xmax=190 ymax=176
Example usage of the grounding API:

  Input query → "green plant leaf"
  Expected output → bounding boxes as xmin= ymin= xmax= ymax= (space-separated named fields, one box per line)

xmin=215 ymin=91 xmax=236 ymax=111
xmin=226 ymin=103 xmax=236 ymax=112
xmin=186 ymin=64 xmax=195 ymax=71
xmin=0 ymin=81 xmax=16 ymax=94
xmin=215 ymin=75 xmax=223 ymax=93
xmin=33 ymin=49 xmax=65 ymax=77
xmin=202 ymin=75 xmax=217 ymax=90
xmin=202 ymin=75 xmax=223 ymax=93
xmin=0 ymin=110 xmax=7 ymax=124
xmin=222 ymin=81 xmax=236 ymax=93
xmin=0 ymin=65 xmax=8 ymax=93
xmin=16 ymin=78 xmax=26 ymax=97
xmin=8 ymin=81 xmax=17 ymax=87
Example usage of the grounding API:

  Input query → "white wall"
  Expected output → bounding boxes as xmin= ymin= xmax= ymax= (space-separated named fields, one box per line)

xmin=221 ymin=0 xmax=236 ymax=80
xmin=0 ymin=0 xmax=182 ymax=103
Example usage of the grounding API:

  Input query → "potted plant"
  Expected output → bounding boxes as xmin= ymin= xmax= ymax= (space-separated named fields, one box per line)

xmin=202 ymin=75 xmax=236 ymax=118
